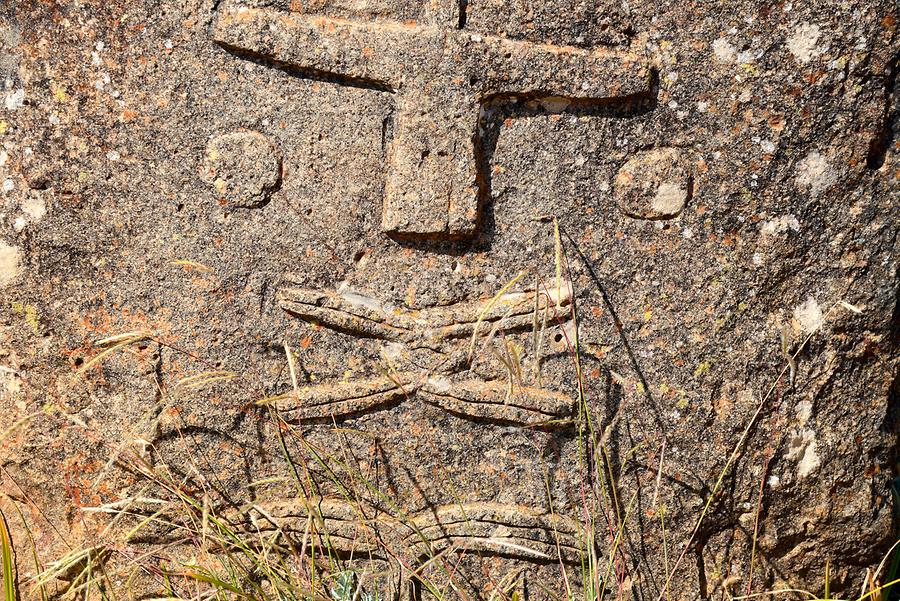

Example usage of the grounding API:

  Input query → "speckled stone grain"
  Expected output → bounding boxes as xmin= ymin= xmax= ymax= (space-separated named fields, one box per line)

xmin=0 ymin=0 xmax=897 ymax=598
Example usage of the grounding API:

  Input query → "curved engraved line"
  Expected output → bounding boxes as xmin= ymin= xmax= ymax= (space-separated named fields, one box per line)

xmin=267 ymin=376 xmax=419 ymax=422
xmin=274 ymin=377 xmax=415 ymax=407
xmin=215 ymin=41 xmax=397 ymax=93
xmin=241 ymin=498 xmax=395 ymax=558
xmin=417 ymin=379 xmax=576 ymax=428
xmin=279 ymin=300 xmax=413 ymax=342
xmin=407 ymin=502 xmax=583 ymax=533
xmin=420 ymin=380 xmax=572 ymax=416
xmin=410 ymin=525 xmax=584 ymax=551
xmin=244 ymin=499 xmax=588 ymax=566
xmin=411 ymin=536 xmax=583 ymax=562
xmin=417 ymin=395 xmax=575 ymax=429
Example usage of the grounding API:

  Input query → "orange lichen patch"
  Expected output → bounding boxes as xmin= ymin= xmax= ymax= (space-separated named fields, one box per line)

xmin=61 ymin=454 xmax=98 ymax=508
xmin=121 ymin=109 xmax=138 ymax=121
xmin=696 ymin=157 xmax=709 ymax=175
xmin=234 ymin=10 xmax=257 ymax=24
xmin=863 ymin=464 xmax=880 ymax=478
xmin=768 ymin=114 xmax=785 ymax=132
xmin=805 ymin=70 xmax=826 ymax=85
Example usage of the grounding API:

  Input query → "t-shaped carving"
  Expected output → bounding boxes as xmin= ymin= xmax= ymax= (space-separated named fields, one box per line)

xmin=212 ymin=3 xmax=653 ymax=238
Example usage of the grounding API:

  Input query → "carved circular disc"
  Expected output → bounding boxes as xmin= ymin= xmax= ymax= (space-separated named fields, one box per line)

xmin=614 ymin=147 xmax=693 ymax=220
xmin=201 ymin=130 xmax=282 ymax=208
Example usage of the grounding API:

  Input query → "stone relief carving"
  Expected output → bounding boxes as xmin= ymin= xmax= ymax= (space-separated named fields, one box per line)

xmin=183 ymin=0 xmax=666 ymax=596
xmin=210 ymin=1 xmax=654 ymax=237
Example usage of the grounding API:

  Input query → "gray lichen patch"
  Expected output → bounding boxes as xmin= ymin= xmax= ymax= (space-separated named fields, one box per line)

xmin=614 ymin=147 xmax=693 ymax=220
xmin=200 ymin=130 xmax=283 ymax=208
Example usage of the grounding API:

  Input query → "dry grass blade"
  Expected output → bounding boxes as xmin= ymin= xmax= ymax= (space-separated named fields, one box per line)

xmin=175 ymin=371 xmax=237 ymax=389
xmin=75 ymin=330 xmax=154 ymax=378
xmin=732 ymin=577 xmax=900 ymax=601
xmin=838 ymin=301 xmax=863 ymax=314
xmin=94 ymin=330 xmax=153 ymax=348
xmin=731 ymin=587 xmax=819 ymax=600
xmin=467 ymin=270 xmax=527 ymax=363
xmin=32 ymin=545 xmax=111 ymax=598
xmin=254 ymin=392 xmax=291 ymax=406
xmin=0 ymin=413 xmax=39 ymax=445
xmin=284 ymin=342 xmax=300 ymax=397
xmin=5 ymin=500 xmax=45 ymax=601
xmin=553 ymin=217 xmax=563 ymax=309
xmin=170 ymin=260 xmax=213 ymax=273
xmin=871 ymin=538 xmax=900 ymax=594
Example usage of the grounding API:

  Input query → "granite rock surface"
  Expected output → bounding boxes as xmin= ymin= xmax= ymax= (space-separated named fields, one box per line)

xmin=0 ymin=0 xmax=897 ymax=598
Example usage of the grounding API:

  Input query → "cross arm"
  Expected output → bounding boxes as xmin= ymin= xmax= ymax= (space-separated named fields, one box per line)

xmin=211 ymin=3 xmax=426 ymax=90
xmin=457 ymin=34 xmax=654 ymax=101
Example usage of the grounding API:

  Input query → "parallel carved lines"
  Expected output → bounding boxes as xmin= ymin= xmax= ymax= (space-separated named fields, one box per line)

xmin=276 ymin=284 xmax=572 ymax=346
xmin=404 ymin=502 xmax=587 ymax=564
xmin=241 ymin=498 xmax=588 ymax=565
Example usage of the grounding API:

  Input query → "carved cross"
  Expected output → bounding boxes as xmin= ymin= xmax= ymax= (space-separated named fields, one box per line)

xmin=212 ymin=2 xmax=652 ymax=238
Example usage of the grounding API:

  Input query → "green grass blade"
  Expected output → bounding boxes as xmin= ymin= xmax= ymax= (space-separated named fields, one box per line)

xmin=0 ymin=507 xmax=16 ymax=601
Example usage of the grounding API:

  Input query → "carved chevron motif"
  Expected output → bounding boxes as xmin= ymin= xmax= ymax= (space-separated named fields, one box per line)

xmin=241 ymin=498 xmax=390 ymax=556
xmin=130 ymin=496 xmax=587 ymax=596
xmin=272 ymin=281 xmax=577 ymax=426
xmin=276 ymin=284 xmax=572 ymax=346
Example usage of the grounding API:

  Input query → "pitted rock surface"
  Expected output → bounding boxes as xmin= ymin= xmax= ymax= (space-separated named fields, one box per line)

xmin=0 ymin=0 xmax=897 ymax=599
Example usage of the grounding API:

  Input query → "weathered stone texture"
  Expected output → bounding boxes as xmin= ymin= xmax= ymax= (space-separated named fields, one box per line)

xmin=0 ymin=0 xmax=897 ymax=598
